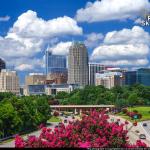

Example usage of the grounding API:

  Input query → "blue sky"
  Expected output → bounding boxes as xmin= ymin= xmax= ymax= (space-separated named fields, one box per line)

xmin=0 ymin=0 xmax=150 ymax=85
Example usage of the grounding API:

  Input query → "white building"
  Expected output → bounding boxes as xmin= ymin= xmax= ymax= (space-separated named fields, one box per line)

xmin=95 ymin=71 xmax=123 ymax=89
xmin=0 ymin=69 xmax=19 ymax=94
xmin=45 ymin=84 xmax=79 ymax=95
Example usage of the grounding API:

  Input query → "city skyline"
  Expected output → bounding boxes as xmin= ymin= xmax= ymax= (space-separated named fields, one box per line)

xmin=0 ymin=0 xmax=150 ymax=84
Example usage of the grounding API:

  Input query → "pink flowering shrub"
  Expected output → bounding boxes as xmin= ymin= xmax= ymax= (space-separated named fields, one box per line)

xmin=15 ymin=110 xmax=147 ymax=148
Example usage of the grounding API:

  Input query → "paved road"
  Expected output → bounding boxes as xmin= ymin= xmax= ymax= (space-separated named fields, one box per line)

xmin=140 ymin=121 xmax=150 ymax=139
xmin=0 ymin=122 xmax=58 ymax=148
xmin=109 ymin=115 xmax=150 ymax=147
xmin=0 ymin=115 xmax=74 ymax=148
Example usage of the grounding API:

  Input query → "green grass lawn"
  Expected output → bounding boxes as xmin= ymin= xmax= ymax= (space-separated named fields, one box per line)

xmin=47 ymin=116 xmax=61 ymax=123
xmin=118 ymin=106 xmax=150 ymax=122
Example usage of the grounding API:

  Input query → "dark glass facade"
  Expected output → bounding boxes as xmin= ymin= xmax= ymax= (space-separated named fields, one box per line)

xmin=28 ymin=85 xmax=45 ymax=95
xmin=45 ymin=51 xmax=67 ymax=74
xmin=125 ymin=71 xmax=137 ymax=85
xmin=137 ymin=68 xmax=150 ymax=86
xmin=0 ymin=58 xmax=6 ymax=72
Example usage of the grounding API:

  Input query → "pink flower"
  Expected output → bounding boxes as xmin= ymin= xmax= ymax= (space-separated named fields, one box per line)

xmin=79 ymin=141 xmax=91 ymax=148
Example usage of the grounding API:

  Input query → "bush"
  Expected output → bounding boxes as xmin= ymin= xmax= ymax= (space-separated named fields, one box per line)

xmin=15 ymin=110 xmax=147 ymax=148
xmin=133 ymin=110 xmax=138 ymax=113
xmin=122 ymin=108 xmax=128 ymax=114
xmin=53 ymin=111 xmax=59 ymax=116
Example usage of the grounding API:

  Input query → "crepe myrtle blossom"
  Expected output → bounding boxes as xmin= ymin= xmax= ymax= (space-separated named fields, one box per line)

xmin=15 ymin=110 xmax=147 ymax=148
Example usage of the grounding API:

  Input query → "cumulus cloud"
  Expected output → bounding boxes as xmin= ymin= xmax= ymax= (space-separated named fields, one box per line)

xmin=99 ymin=59 xmax=149 ymax=67
xmin=84 ymin=32 xmax=104 ymax=48
xmin=15 ymin=64 xmax=33 ymax=71
xmin=91 ymin=44 xmax=149 ymax=61
xmin=104 ymin=26 xmax=150 ymax=45
xmin=10 ymin=57 xmax=44 ymax=71
xmin=48 ymin=41 xmax=72 ymax=55
xmin=0 ymin=15 xmax=10 ymax=22
xmin=91 ymin=26 xmax=150 ymax=68
xmin=75 ymin=0 xmax=150 ymax=22
xmin=0 ymin=10 xmax=82 ymax=71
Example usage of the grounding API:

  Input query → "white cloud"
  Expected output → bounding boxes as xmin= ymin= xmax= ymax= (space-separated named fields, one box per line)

xmin=104 ymin=26 xmax=150 ymax=45
xmin=0 ymin=10 xmax=82 ymax=71
xmin=84 ymin=32 xmax=103 ymax=48
xmin=91 ymin=26 xmax=150 ymax=68
xmin=48 ymin=41 xmax=72 ymax=55
xmin=15 ymin=64 xmax=33 ymax=71
xmin=76 ymin=0 xmax=150 ymax=22
xmin=99 ymin=59 xmax=149 ymax=66
xmin=91 ymin=44 xmax=149 ymax=61
xmin=11 ymin=57 xmax=44 ymax=71
xmin=0 ymin=15 xmax=10 ymax=22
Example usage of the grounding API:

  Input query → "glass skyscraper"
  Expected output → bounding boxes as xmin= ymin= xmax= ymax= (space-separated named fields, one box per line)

xmin=125 ymin=71 xmax=137 ymax=85
xmin=45 ymin=50 xmax=67 ymax=75
xmin=0 ymin=58 xmax=6 ymax=72
xmin=137 ymin=68 xmax=150 ymax=86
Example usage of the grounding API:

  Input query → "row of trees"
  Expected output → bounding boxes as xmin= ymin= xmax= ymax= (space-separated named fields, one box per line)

xmin=55 ymin=84 xmax=150 ymax=107
xmin=0 ymin=93 xmax=50 ymax=138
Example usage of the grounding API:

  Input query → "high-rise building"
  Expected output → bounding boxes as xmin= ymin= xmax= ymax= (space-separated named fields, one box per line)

xmin=46 ymin=72 xmax=67 ymax=84
xmin=24 ymin=73 xmax=46 ymax=95
xmin=125 ymin=71 xmax=137 ymax=85
xmin=95 ymin=71 xmax=123 ymax=89
xmin=68 ymin=42 xmax=89 ymax=86
xmin=89 ymin=63 xmax=106 ymax=85
xmin=25 ymin=73 xmax=46 ymax=86
xmin=45 ymin=49 xmax=67 ymax=75
xmin=0 ymin=58 xmax=6 ymax=72
xmin=0 ymin=69 xmax=19 ymax=94
xmin=137 ymin=68 xmax=150 ymax=86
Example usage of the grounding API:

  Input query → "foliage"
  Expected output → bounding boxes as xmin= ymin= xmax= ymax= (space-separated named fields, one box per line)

xmin=57 ymin=84 xmax=150 ymax=107
xmin=15 ymin=110 xmax=147 ymax=148
xmin=0 ymin=95 xmax=50 ymax=138
xmin=53 ymin=111 xmax=59 ymax=117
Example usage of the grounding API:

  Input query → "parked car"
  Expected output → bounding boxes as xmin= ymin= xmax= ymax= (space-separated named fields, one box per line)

xmin=143 ymin=123 xmax=147 ymax=127
xmin=64 ymin=119 xmax=67 ymax=123
xmin=58 ymin=122 xmax=63 ymax=127
xmin=139 ymin=134 xmax=146 ymax=139
xmin=135 ymin=130 xmax=139 ymax=133
xmin=60 ymin=113 xmax=63 ymax=116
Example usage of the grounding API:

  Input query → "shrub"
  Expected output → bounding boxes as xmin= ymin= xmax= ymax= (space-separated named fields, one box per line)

xmin=15 ymin=110 xmax=147 ymax=148
xmin=133 ymin=110 xmax=138 ymax=113
xmin=53 ymin=111 xmax=59 ymax=117
xmin=122 ymin=108 xmax=128 ymax=114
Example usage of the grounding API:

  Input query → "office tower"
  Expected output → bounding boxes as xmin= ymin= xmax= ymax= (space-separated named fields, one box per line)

xmin=0 ymin=69 xmax=19 ymax=94
xmin=125 ymin=71 xmax=137 ymax=85
xmin=24 ymin=73 xmax=46 ymax=95
xmin=0 ymin=58 xmax=6 ymax=72
xmin=45 ymin=48 xmax=67 ymax=75
xmin=46 ymin=73 xmax=67 ymax=84
xmin=68 ymin=42 xmax=89 ymax=86
xmin=95 ymin=71 xmax=123 ymax=89
xmin=106 ymin=67 xmax=126 ymax=86
xmin=137 ymin=68 xmax=150 ymax=86
xmin=25 ymin=73 xmax=46 ymax=86
xmin=89 ymin=63 xmax=106 ymax=85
